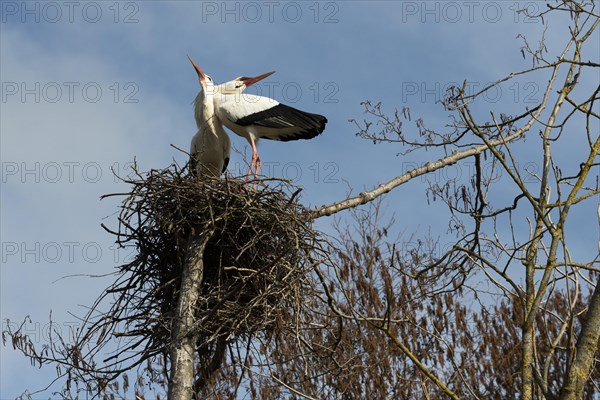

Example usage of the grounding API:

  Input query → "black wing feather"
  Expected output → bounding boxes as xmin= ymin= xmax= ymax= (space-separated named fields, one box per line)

xmin=236 ymin=104 xmax=327 ymax=141
xmin=222 ymin=157 xmax=230 ymax=173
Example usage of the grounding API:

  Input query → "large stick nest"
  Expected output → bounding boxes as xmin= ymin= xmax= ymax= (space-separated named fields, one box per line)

xmin=101 ymin=163 xmax=319 ymax=367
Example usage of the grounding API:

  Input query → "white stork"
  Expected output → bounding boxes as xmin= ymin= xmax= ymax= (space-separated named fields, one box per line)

xmin=187 ymin=56 xmax=231 ymax=178
xmin=213 ymin=74 xmax=328 ymax=178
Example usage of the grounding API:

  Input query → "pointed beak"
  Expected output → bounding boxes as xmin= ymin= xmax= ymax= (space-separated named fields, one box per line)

xmin=187 ymin=55 xmax=206 ymax=83
xmin=241 ymin=71 xmax=276 ymax=87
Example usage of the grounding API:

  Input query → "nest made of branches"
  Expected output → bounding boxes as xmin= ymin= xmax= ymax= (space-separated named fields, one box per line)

xmin=98 ymin=163 xmax=320 ymax=367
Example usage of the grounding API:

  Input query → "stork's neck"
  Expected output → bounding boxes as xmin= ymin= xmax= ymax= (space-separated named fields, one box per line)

xmin=193 ymin=90 xmax=216 ymax=129
xmin=193 ymin=89 xmax=227 ymax=143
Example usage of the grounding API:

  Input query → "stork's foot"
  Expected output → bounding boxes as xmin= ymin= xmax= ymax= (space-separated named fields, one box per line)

xmin=244 ymin=156 xmax=262 ymax=189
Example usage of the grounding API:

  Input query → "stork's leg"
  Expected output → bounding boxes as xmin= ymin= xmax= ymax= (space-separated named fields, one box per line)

xmin=246 ymin=137 xmax=261 ymax=180
xmin=246 ymin=161 xmax=254 ymax=180
xmin=254 ymin=155 xmax=262 ymax=178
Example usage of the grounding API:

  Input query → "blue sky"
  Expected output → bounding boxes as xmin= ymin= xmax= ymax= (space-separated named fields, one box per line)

xmin=1 ymin=1 xmax=599 ymax=397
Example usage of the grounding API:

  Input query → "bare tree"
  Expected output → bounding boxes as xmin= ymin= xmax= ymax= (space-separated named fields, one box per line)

xmin=302 ymin=1 xmax=600 ymax=398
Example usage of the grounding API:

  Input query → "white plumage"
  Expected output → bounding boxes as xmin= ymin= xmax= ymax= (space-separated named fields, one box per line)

xmin=213 ymin=75 xmax=327 ymax=178
xmin=188 ymin=56 xmax=231 ymax=178
xmin=186 ymin=58 xmax=327 ymax=179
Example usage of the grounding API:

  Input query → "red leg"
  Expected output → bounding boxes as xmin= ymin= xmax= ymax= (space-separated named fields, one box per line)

xmin=246 ymin=136 xmax=261 ymax=180
xmin=254 ymin=156 xmax=262 ymax=177
xmin=246 ymin=159 xmax=255 ymax=180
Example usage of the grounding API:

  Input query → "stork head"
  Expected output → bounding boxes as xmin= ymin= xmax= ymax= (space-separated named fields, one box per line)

xmin=188 ymin=55 xmax=216 ymax=126
xmin=237 ymin=71 xmax=276 ymax=88
xmin=216 ymin=71 xmax=275 ymax=95
xmin=187 ymin=55 xmax=214 ymax=94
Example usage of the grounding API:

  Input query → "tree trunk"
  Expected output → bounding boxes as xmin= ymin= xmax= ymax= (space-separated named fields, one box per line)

xmin=559 ymin=279 xmax=600 ymax=399
xmin=168 ymin=233 xmax=211 ymax=400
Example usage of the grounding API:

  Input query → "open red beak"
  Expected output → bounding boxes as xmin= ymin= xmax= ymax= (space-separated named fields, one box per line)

xmin=187 ymin=55 xmax=206 ymax=83
xmin=240 ymin=71 xmax=276 ymax=87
